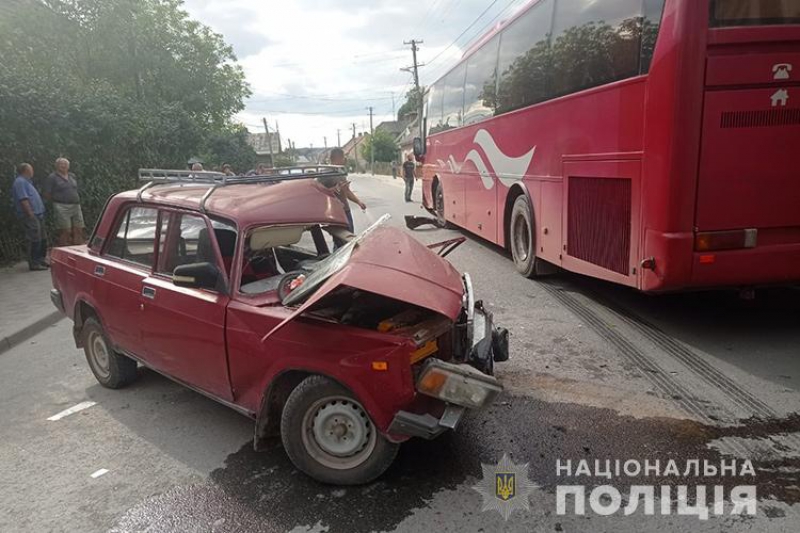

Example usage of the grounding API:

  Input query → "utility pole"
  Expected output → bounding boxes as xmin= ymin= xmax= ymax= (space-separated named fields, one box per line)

xmin=402 ymin=39 xmax=424 ymax=139
xmin=262 ymin=117 xmax=275 ymax=168
xmin=352 ymin=123 xmax=359 ymax=173
xmin=391 ymin=92 xmax=395 ymax=117
xmin=337 ymin=129 xmax=341 ymax=147
xmin=367 ymin=106 xmax=374 ymax=175
xmin=324 ymin=136 xmax=328 ymax=150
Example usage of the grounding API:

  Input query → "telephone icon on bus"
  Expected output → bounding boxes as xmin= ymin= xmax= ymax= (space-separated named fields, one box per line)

xmin=773 ymin=63 xmax=792 ymax=80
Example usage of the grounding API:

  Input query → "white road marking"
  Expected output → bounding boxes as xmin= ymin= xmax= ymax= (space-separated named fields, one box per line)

xmin=46 ymin=401 xmax=97 ymax=421
xmin=90 ymin=469 xmax=109 ymax=479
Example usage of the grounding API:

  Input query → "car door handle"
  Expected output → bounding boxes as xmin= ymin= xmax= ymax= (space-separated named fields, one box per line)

xmin=142 ymin=286 xmax=156 ymax=299
xmin=94 ymin=265 xmax=105 ymax=277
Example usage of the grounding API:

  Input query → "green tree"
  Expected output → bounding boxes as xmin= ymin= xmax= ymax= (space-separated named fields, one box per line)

xmin=0 ymin=0 xmax=251 ymax=262
xmin=360 ymin=130 xmax=398 ymax=163
xmin=199 ymin=125 xmax=258 ymax=173
xmin=397 ymin=86 xmax=425 ymax=120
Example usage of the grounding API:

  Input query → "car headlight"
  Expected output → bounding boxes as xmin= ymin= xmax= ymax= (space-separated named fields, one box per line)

xmin=416 ymin=359 xmax=502 ymax=409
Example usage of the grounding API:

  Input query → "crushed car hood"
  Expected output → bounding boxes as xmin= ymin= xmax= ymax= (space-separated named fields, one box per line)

xmin=262 ymin=226 xmax=464 ymax=342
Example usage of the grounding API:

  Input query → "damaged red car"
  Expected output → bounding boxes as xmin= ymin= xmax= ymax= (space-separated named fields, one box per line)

xmin=49 ymin=167 xmax=509 ymax=484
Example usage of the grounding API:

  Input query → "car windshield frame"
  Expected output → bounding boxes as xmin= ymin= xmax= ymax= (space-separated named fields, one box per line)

xmin=281 ymin=214 xmax=391 ymax=307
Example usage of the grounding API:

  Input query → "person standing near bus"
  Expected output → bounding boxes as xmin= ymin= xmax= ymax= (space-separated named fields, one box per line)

xmin=43 ymin=157 xmax=84 ymax=246
xmin=402 ymin=154 xmax=416 ymax=202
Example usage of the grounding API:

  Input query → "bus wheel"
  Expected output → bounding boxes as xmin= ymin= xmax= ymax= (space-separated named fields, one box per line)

xmin=434 ymin=182 xmax=448 ymax=228
xmin=510 ymin=195 xmax=538 ymax=278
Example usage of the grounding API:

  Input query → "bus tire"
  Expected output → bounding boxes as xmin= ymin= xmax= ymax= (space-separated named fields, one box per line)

xmin=510 ymin=195 xmax=539 ymax=278
xmin=433 ymin=181 xmax=449 ymax=228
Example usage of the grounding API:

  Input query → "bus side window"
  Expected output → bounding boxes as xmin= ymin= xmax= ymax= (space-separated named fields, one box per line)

xmin=463 ymin=35 xmax=499 ymax=126
xmin=427 ymin=81 xmax=446 ymax=135
xmin=550 ymin=0 xmax=643 ymax=98
xmin=441 ymin=63 xmax=467 ymax=132
xmin=495 ymin=0 xmax=555 ymax=115
xmin=640 ymin=0 xmax=666 ymax=74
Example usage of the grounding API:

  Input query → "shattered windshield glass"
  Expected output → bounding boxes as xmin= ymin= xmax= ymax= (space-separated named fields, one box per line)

xmin=282 ymin=214 xmax=391 ymax=307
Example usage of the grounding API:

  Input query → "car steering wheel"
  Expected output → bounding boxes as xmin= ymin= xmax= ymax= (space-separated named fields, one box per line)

xmin=277 ymin=271 xmax=305 ymax=301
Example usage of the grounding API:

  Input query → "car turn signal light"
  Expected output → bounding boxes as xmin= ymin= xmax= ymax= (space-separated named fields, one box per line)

xmin=416 ymin=359 xmax=502 ymax=409
xmin=695 ymin=229 xmax=757 ymax=252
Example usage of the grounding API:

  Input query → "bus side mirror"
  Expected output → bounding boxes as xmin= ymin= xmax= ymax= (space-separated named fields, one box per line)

xmin=413 ymin=137 xmax=425 ymax=158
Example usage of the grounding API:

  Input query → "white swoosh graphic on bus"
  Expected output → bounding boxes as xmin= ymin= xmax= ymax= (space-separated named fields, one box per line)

xmin=465 ymin=149 xmax=494 ymax=189
xmin=438 ymin=129 xmax=536 ymax=190
xmin=472 ymin=129 xmax=536 ymax=188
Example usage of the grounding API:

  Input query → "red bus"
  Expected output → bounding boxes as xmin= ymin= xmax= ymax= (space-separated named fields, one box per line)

xmin=415 ymin=0 xmax=800 ymax=292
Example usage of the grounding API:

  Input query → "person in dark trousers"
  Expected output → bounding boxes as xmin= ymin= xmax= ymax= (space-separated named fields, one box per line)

xmin=402 ymin=154 xmax=416 ymax=202
xmin=43 ymin=157 xmax=84 ymax=246
xmin=11 ymin=163 xmax=49 ymax=271
xmin=329 ymin=147 xmax=366 ymax=233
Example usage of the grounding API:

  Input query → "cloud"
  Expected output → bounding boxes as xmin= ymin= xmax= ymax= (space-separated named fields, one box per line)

xmin=180 ymin=0 xmax=528 ymax=147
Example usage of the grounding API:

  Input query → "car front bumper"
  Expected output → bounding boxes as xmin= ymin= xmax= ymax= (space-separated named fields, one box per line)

xmin=388 ymin=273 xmax=508 ymax=440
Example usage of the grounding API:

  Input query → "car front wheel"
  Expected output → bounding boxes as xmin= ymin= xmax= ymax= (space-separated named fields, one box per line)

xmin=82 ymin=317 xmax=138 ymax=389
xmin=280 ymin=375 xmax=399 ymax=485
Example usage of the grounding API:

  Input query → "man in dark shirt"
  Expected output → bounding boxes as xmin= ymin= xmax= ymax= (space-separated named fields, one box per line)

xmin=402 ymin=154 xmax=417 ymax=202
xmin=43 ymin=158 xmax=84 ymax=246
xmin=11 ymin=163 xmax=49 ymax=270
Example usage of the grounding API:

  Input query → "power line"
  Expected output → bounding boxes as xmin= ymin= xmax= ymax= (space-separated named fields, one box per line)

xmin=421 ymin=0 xmax=501 ymax=71
xmin=422 ymin=0 xmax=523 ymax=84
xmin=248 ymin=92 xmax=395 ymax=102
xmin=265 ymin=48 xmax=407 ymax=69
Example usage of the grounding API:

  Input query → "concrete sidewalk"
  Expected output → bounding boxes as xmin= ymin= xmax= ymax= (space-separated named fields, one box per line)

xmin=0 ymin=262 xmax=63 ymax=354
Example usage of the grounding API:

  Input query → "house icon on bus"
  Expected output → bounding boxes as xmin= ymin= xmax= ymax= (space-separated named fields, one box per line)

xmin=771 ymin=89 xmax=789 ymax=107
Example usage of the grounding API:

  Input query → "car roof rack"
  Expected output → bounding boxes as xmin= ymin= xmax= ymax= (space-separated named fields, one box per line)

xmin=136 ymin=165 xmax=347 ymax=212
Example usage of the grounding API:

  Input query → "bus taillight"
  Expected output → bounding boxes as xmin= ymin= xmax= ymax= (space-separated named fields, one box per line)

xmin=695 ymin=229 xmax=758 ymax=252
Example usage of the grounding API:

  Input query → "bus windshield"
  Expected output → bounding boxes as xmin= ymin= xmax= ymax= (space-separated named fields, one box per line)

xmin=711 ymin=0 xmax=800 ymax=27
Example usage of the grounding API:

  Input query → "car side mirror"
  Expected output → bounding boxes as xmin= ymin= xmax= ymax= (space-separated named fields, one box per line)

xmin=173 ymin=262 xmax=224 ymax=292
xmin=413 ymin=137 xmax=425 ymax=158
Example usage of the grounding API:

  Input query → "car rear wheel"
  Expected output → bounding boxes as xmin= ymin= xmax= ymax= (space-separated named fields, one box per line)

xmin=510 ymin=195 xmax=540 ymax=278
xmin=281 ymin=375 xmax=399 ymax=485
xmin=82 ymin=317 xmax=138 ymax=389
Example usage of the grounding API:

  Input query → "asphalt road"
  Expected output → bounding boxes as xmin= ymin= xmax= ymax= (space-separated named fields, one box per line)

xmin=2 ymin=174 xmax=799 ymax=532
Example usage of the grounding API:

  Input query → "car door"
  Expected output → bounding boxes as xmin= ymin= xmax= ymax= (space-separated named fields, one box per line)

xmin=138 ymin=210 xmax=233 ymax=401
xmin=99 ymin=205 xmax=159 ymax=354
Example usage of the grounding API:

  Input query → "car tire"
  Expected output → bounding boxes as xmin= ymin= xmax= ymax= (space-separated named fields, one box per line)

xmin=434 ymin=181 xmax=449 ymax=229
xmin=280 ymin=375 xmax=400 ymax=485
xmin=82 ymin=317 xmax=138 ymax=389
xmin=510 ymin=195 xmax=540 ymax=278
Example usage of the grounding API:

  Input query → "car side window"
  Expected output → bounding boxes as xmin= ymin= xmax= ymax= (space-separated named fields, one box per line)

xmin=105 ymin=206 xmax=158 ymax=268
xmin=158 ymin=213 xmax=220 ymax=275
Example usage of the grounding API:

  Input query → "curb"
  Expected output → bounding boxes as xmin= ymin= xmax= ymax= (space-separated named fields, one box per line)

xmin=0 ymin=311 xmax=65 ymax=355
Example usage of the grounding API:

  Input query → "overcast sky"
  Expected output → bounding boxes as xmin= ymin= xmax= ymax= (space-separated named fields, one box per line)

xmin=181 ymin=0 xmax=529 ymax=148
